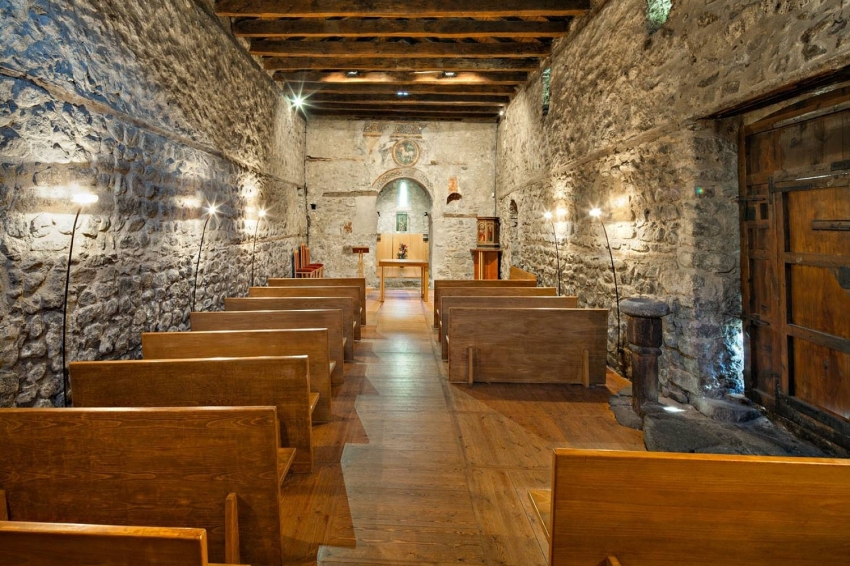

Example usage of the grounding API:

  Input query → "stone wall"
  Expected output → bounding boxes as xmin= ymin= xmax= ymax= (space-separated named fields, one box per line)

xmin=0 ymin=0 xmax=306 ymax=407
xmin=496 ymin=0 xmax=850 ymax=403
xmin=306 ymin=119 xmax=497 ymax=287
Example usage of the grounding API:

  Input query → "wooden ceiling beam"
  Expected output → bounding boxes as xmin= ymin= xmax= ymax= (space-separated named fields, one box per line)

xmin=274 ymin=71 xmax=528 ymax=85
xmin=303 ymin=93 xmax=509 ymax=106
xmin=286 ymin=82 xmax=518 ymax=96
xmin=264 ymin=57 xmax=541 ymax=71
xmin=251 ymin=40 xmax=549 ymax=58
xmin=305 ymin=105 xmax=500 ymax=115
xmin=234 ymin=18 xmax=571 ymax=38
xmin=216 ymin=0 xmax=589 ymax=18
xmin=307 ymin=111 xmax=497 ymax=122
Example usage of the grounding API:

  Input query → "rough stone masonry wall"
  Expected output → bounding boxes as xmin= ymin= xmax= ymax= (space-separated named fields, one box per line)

xmin=0 ymin=0 xmax=307 ymax=407
xmin=497 ymin=0 xmax=850 ymax=403
xmin=306 ymin=119 xmax=497 ymax=288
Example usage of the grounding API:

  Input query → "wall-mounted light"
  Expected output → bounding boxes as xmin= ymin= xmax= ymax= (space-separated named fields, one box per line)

xmin=191 ymin=203 xmax=218 ymax=312
xmin=589 ymin=207 xmax=623 ymax=365
xmin=499 ymin=108 xmax=505 ymax=117
xmin=250 ymin=208 xmax=267 ymax=287
xmin=543 ymin=207 xmax=566 ymax=295
xmin=62 ymin=190 xmax=99 ymax=406
xmin=291 ymin=95 xmax=305 ymax=109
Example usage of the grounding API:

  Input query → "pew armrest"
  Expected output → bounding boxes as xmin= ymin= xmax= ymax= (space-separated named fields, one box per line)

xmin=277 ymin=448 xmax=296 ymax=485
xmin=309 ymin=393 xmax=320 ymax=415
xmin=528 ymin=489 xmax=551 ymax=542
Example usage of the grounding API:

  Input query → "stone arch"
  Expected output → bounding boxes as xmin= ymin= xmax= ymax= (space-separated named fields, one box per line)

xmin=371 ymin=168 xmax=434 ymax=202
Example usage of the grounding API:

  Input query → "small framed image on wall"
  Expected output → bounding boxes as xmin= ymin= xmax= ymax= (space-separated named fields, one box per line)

xmin=396 ymin=212 xmax=409 ymax=232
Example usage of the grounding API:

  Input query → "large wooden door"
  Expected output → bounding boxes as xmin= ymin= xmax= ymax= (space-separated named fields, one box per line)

xmin=741 ymin=88 xmax=850 ymax=450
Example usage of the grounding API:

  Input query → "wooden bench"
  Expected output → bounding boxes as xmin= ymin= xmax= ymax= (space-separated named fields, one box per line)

xmin=439 ymin=296 xmax=578 ymax=359
xmin=529 ymin=448 xmax=850 ymax=566
xmin=0 ymin=521 xmax=244 ymax=566
xmin=142 ymin=328 xmax=333 ymax=423
xmin=226 ymin=297 xmax=356 ymax=359
xmin=436 ymin=286 xmax=557 ymax=333
xmin=249 ymin=286 xmax=362 ymax=340
xmin=509 ymin=266 xmax=538 ymax=281
xmin=192 ymin=309 xmax=348 ymax=378
xmin=447 ymin=308 xmax=607 ymax=385
xmin=0 ymin=407 xmax=287 ymax=566
xmin=433 ymin=279 xmax=538 ymax=327
xmin=71 ymin=356 xmax=315 ymax=474
xmin=268 ymin=277 xmax=367 ymax=326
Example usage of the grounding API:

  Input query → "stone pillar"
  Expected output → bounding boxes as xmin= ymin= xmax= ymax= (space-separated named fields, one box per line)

xmin=620 ymin=298 xmax=670 ymax=416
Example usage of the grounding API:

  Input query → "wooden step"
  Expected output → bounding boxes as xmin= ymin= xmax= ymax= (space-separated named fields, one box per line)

xmin=309 ymin=392 xmax=320 ymax=415
xmin=277 ymin=448 xmax=296 ymax=485
xmin=528 ymin=488 xmax=551 ymax=542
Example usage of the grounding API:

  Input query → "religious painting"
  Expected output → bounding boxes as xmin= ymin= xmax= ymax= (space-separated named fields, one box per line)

xmin=392 ymin=140 xmax=420 ymax=167
xmin=396 ymin=212 xmax=408 ymax=232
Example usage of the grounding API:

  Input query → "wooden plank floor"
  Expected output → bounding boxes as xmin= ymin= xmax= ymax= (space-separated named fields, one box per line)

xmin=279 ymin=289 xmax=645 ymax=566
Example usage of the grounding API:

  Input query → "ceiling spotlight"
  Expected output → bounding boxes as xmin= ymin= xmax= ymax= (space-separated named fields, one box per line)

xmin=345 ymin=70 xmax=360 ymax=78
xmin=396 ymin=91 xmax=410 ymax=97
xmin=442 ymin=71 xmax=457 ymax=78
xmin=499 ymin=108 xmax=505 ymax=116
xmin=71 ymin=192 xmax=99 ymax=205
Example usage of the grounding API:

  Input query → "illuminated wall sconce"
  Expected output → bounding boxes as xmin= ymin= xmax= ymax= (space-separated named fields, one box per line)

xmin=62 ymin=190 xmax=99 ymax=405
xmin=250 ymin=208 xmax=267 ymax=287
xmin=543 ymin=207 xmax=567 ymax=295
xmin=191 ymin=203 xmax=218 ymax=312
xmin=589 ymin=207 xmax=623 ymax=364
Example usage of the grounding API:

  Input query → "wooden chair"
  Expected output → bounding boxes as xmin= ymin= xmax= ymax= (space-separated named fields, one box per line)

xmin=0 ymin=521 xmax=245 ymax=566
xmin=142 ymin=328 xmax=334 ymax=423
xmin=432 ymin=279 xmax=539 ymax=327
xmin=447 ymin=308 xmax=608 ymax=385
xmin=0 ymin=407 xmax=286 ymax=566
xmin=71 ymin=356 xmax=314 ymax=474
xmin=530 ymin=448 xmax=850 ymax=566
xmin=294 ymin=244 xmax=323 ymax=278
xmin=248 ymin=286 xmax=363 ymax=340
xmin=192 ymin=308 xmax=349 ymax=377
xmin=268 ymin=277 xmax=367 ymax=325
xmin=439 ymin=295 xmax=578 ymax=359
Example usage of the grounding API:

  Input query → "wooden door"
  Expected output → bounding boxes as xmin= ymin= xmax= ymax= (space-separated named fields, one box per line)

xmin=741 ymin=88 xmax=850 ymax=450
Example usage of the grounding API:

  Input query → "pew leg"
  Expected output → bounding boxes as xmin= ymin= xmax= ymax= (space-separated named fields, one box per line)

xmin=467 ymin=346 xmax=474 ymax=387
xmin=224 ymin=493 xmax=240 ymax=565
xmin=582 ymin=349 xmax=590 ymax=388
xmin=0 ymin=489 xmax=8 ymax=520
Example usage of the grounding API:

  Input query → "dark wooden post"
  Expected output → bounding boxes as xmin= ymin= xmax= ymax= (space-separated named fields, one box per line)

xmin=620 ymin=298 xmax=669 ymax=416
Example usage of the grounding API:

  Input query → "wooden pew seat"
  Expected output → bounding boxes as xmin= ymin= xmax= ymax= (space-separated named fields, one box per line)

xmin=448 ymin=308 xmax=607 ymax=385
xmin=0 ymin=407 xmax=287 ymax=566
xmin=432 ymin=278 xmax=538 ymax=327
xmin=268 ymin=277 xmax=367 ymax=325
xmin=509 ymin=266 xmax=538 ymax=281
xmin=532 ymin=448 xmax=850 ymax=566
xmin=142 ymin=328 xmax=334 ymax=423
xmin=0 ymin=521 xmax=248 ymax=566
xmin=71 ymin=356 xmax=316 ymax=474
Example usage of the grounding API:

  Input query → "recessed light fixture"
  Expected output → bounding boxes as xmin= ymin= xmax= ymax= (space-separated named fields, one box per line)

xmin=499 ymin=108 xmax=505 ymax=116
xmin=345 ymin=70 xmax=360 ymax=78
xmin=396 ymin=91 xmax=410 ymax=97
xmin=442 ymin=71 xmax=457 ymax=78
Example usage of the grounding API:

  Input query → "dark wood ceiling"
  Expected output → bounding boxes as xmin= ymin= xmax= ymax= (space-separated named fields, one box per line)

xmin=215 ymin=1 xmax=590 ymax=121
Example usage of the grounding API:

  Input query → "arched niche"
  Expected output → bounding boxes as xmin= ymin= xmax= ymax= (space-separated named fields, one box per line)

xmin=374 ymin=177 xmax=433 ymax=288
xmin=371 ymin=167 xmax=434 ymax=203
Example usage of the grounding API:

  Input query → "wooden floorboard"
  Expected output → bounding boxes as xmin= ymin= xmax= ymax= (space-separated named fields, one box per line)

xmin=278 ymin=288 xmax=644 ymax=565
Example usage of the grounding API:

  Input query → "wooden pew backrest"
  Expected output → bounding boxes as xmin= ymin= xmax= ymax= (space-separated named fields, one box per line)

xmin=509 ymin=266 xmax=538 ymax=281
xmin=142 ymin=328 xmax=333 ymax=423
xmin=432 ymin=279 xmax=538 ymax=327
xmin=448 ymin=308 xmax=608 ymax=385
xmin=71 ymin=355 xmax=315 ymax=474
xmin=0 ymin=407 xmax=283 ymax=566
xmin=438 ymin=287 xmax=557 ymax=330
xmin=192 ymin=308 xmax=349 ymax=377
xmin=549 ymin=448 xmax=850 ymax=566
xmin=249 ymin=286 xmax=362 ymax=339
xmin=0 ymin=521 xmax=212 ymax=566
xmin=439 ymin=296 xmax=578 ymax=359
xmin=228 ymin=296 xmax=358 ymax=343
xmin=268 ymin=277 xmax=367 ymax=325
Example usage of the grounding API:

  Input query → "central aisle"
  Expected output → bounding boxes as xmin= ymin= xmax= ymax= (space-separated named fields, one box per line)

xmin=280 ymin=289 xmax=644 ymax=566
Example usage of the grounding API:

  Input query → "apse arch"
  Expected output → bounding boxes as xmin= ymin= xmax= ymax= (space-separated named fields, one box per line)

xmin=371 ymin=167 xmax=434 ymax=203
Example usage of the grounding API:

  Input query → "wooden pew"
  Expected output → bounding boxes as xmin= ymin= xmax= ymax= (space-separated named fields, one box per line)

xmin=142 ymin=329 xmax=333 ymax=423
xmin=192 ymin=309 xmax=348 ymax=379
xmin=71 ymin=356 xmax=315 ymax=474
xmin=0 ymin=407 xmax=286 ymax=566
xmin=432 ymin=279 xmax=538 ymax=327
xmin=509 ymin=266 xmax=538 ymax=281
xmin=0 ymin=521 xmax=243 ymax=566
xmin=249 ymin=286 xmax=362 ymax=340
xmin=439 ymin=296 xmax=578 ymax=359
xmin=226 ymin=297 xmax=356 ymax=360
xmin=437 ymin=286 xmax=557 ymax=333
xmin=530 ymin=448 xmax=850 ymax=566
xmin=268 ymin=277 xmax=367 ymax=326
xmin=447 ymin=308 xmax=607 ymax=385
